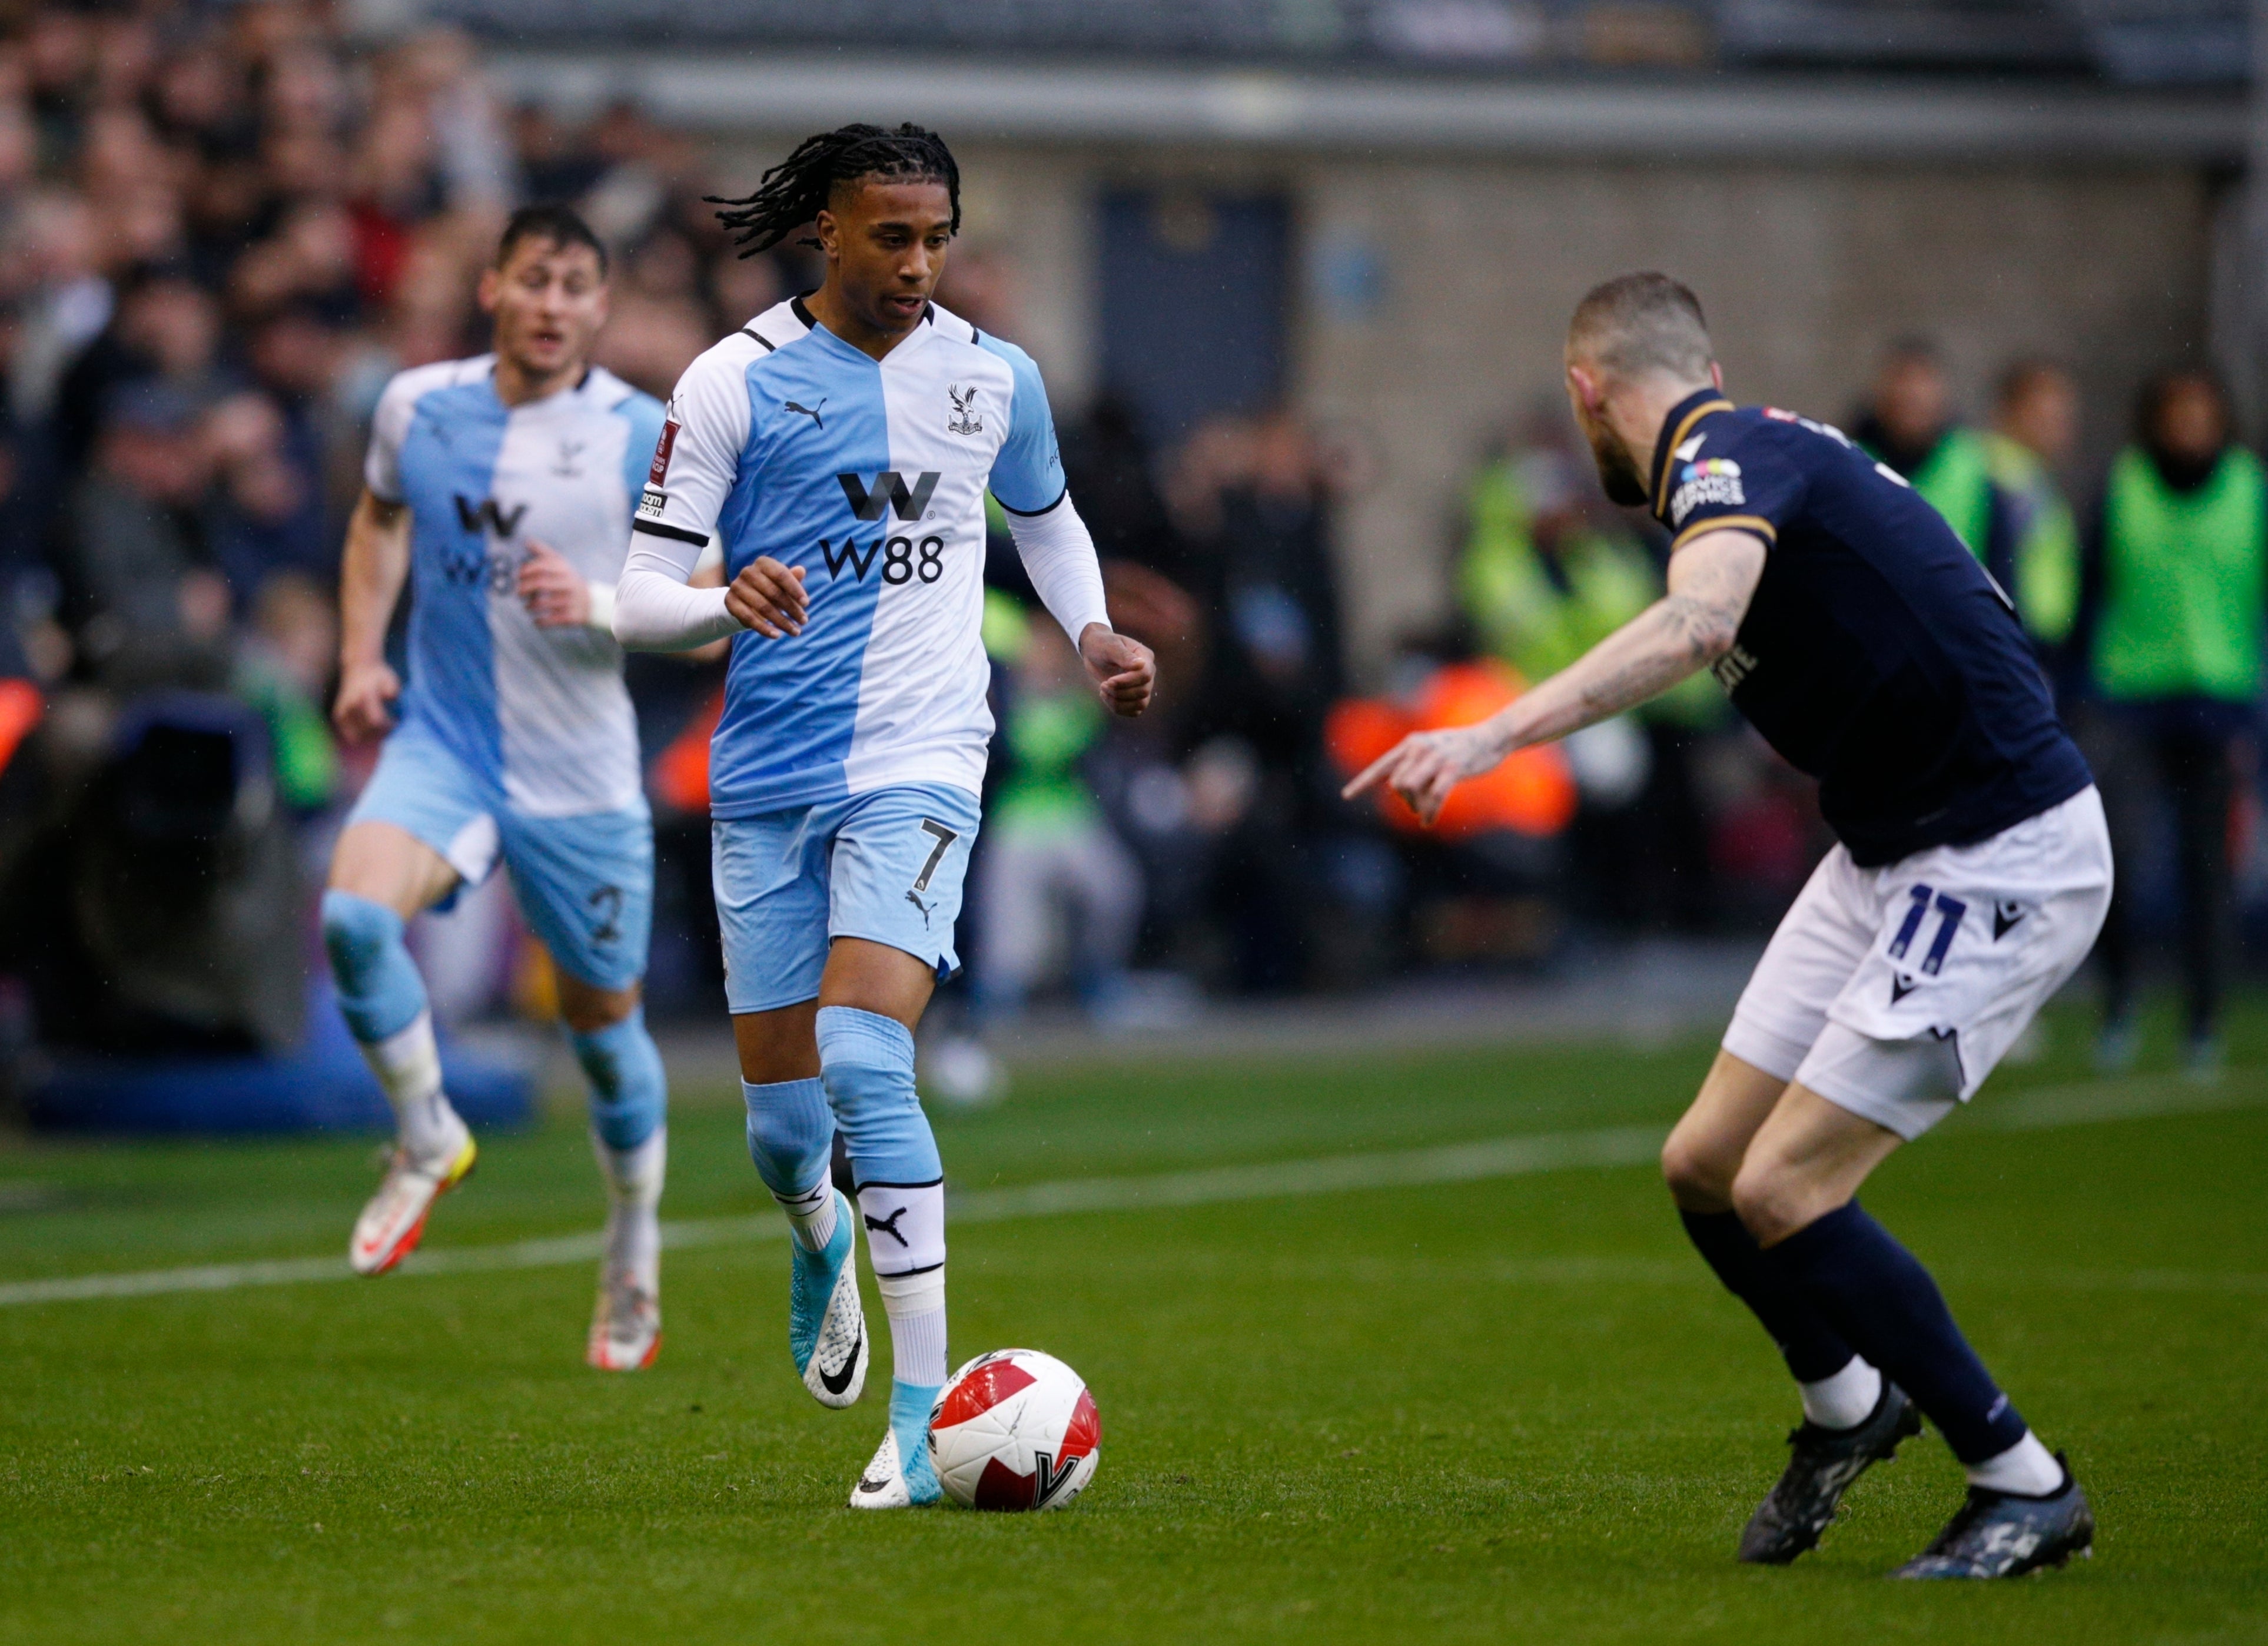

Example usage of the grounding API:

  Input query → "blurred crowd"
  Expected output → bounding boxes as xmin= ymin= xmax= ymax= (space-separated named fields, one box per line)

xmin=0 ymin=0 xmax=2252 ymax=1077
xmin=0 ymin=0 xmax=805 ymax=1058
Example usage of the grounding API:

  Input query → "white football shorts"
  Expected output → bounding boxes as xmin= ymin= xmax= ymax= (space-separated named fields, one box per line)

xmin=1721 ymin=785 xmax=2112 ymax=1139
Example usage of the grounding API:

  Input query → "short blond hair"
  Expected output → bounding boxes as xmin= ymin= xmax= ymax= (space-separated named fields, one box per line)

xmin=1568 ymin=272 xmax=1712 ymax=384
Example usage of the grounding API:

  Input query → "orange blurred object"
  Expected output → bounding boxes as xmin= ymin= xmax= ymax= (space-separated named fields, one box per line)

xmin=650 ymin=683 xmax=723 ymax=814
xmin=1326 ymin=660 xmax=1576 ymax=840
xmin=0 ymin=679 xmax=44 ymax=779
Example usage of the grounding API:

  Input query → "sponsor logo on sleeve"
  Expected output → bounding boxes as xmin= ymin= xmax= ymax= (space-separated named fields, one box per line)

xmin=647 ymin=419 xmax=680 ymax=486
xmin=1669 ymin=458 xmax=1744 ymax=526
xmin=637 ymin=485 xmax=668 ymax=520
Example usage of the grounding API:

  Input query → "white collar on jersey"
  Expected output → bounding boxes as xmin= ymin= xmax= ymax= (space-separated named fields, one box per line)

xmin=736 ymin=293 xmax=979 ymax=360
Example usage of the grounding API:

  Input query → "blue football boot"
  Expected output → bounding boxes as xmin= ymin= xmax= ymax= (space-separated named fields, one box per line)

xmin=790 ymin=1189 xmax=866 ymax=1408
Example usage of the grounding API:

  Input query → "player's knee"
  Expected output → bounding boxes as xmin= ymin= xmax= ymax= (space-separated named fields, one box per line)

xmin=321 ymin=889 xmax=400 ymax=979
xmin=1729 ymin=1157 xmax=1807 ymax=1247
xmin=1660 ymin=1129 xmax=1738 ymax=1211
xmin=815 ymin=1005 xmax=939 ymax=1184
xmin=321 ymin=889 xmax=426 ymax=1041
xmin=572 ymin=1008 xmax=665 ymax=1152
xmin=558 ymin=984 xmax=639 ymax=1035
xmin=745 ymin=1079 xmax=832 ymax=1193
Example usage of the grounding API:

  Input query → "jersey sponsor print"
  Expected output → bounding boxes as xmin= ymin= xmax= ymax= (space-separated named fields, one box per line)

xmin=1646 ymin=390 xmax=2090 ymax=866
xmin=635 ymin=298 xmax=1065 ymax=819
xmin=366 ymin=356 xmax=665 ymax=816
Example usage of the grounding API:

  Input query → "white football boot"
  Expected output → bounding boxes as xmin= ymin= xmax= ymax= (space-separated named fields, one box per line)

xmin=587 ymin=1129 xmax=664 ymax=1370
xmin=349 ymin=1100 xmax=476 ymax=1276
xmin=848 ymin=1383 xmax=943 ymax=1509
xmin=791 ymin=1189 xmax=866 ymax=1408
xmin=587 ymin=1260 xmax=661 ymax=1370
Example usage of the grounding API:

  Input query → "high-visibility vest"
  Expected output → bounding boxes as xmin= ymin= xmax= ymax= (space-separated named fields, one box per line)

xmin=1982 ymin=431 xmax=2078 ymax=646
xmin=1869 ymin=425 xmax=1995 ymax=560
xmin=1457 ymin=458 xmax=1719 ymax=727
xmin=2092 ymin=444 xmax=2266 ymax=702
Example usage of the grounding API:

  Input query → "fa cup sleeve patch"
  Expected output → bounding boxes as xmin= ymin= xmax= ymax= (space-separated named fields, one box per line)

xmin=648 ymin=419 xmax=680 ymax=486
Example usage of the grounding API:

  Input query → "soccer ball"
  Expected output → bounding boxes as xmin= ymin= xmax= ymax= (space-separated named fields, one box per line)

xmin=927 ymin=1349 xmax=1101 ymax=1511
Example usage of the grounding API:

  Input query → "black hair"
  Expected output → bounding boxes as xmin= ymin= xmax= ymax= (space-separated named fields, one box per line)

xmin=2134 ymin=364 xmax=2230 ymax=445
xmin=496 ymin=203 xmax=609 ymax=275
xmin=708 ymin=122 xmax=959 ymax=258
xmin=1567 ymin=271 xmax=1712 ymax=383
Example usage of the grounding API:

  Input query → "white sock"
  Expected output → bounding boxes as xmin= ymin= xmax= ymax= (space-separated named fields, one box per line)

xmin=593 ymin=1128 xmax=665 ymax=1287
xmin=1965 ymin=1429 xmax=2064 ymax=1495
xmin=359 ymin=1011 xmax=452 ymax=1156
xmin=774 ymin=1179 xmax=836 ymax=1252
xmin=1799 ymin=1355 xmax=1884 ymax=1430
xmin=876 ymin=1267 xmax=947 ymax=1388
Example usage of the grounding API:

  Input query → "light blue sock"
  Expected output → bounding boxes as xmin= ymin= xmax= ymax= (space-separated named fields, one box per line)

xmin=815 ymin=1006 xmax=941 ymax=1187
xmin=892 ymin=1377 xmax=942 ymax=1497
xmin=321 ymin=889 xmax=427 ymax=1043
xmin=572 ymin=1006 xmax=667 ymax=1152
xmin=746 ymin=1074 xmax=839 ymax=1252
xmin=743 ymin=1076 xmax=833 ymax=1199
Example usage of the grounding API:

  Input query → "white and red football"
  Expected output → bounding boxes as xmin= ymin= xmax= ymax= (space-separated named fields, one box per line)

xmin=927 ymin=1349 xmax=1101 ymax=1511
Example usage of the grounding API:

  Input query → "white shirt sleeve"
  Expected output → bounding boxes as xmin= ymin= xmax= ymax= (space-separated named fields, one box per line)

xmin=613 ymin=340 xmax=759 ymax=651
xmin=613 ymin=545 xmax=742 ymax=650
xmin=631 ymin=340 xmax=755 ymax=552
xmin=1007 ymin=493 xmax=1111 ymax=645
xmin=363 ymin=369 xmax=424 ymax=503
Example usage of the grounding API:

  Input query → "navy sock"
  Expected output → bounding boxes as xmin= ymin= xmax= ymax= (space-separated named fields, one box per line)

xmin=1769 ymin=1201 xmax=2028 ymax=1464
xmin=1679 ymin=1209 xmax=1857 ymax=1384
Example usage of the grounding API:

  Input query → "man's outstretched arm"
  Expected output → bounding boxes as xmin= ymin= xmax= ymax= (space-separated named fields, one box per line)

xmin=1344 ymin=527 xmax=1766 ymax=823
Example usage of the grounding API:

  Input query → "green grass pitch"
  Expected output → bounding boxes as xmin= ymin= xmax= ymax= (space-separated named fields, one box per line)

xmin=1 ymin=997 xmax=2263 ymax=1644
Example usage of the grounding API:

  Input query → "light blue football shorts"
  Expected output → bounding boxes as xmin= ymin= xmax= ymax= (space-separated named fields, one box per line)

xmin=346 ymin=723 xmax=654 ymax=992
xmin=711 ymin=782 xmax=983 ymax=1014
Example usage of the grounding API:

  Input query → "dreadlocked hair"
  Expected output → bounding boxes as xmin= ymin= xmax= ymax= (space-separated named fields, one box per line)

xmin=708 ymin=123 xmax=961 ymax=257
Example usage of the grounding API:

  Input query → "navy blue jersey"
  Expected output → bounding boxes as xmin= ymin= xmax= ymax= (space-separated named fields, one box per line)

xmin=1648 ymin=389 xmax=2090 ymax=866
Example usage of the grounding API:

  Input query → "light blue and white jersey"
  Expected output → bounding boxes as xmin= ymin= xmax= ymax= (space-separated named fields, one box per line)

xmin=366 ymin=356 xmax=666 ymax=816
xmin=636 ymin=297 xmax=1066 ymax=819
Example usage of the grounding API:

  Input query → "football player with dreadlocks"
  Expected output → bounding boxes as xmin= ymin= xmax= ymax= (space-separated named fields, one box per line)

xmin=613 ymin=123 xmax=1155 ymax=1508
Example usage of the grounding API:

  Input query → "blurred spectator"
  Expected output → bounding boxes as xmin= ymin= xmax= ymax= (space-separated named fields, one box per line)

xmin=972 ymin=619 xmax=1143 ymax=1020
xmin=1175 ymin=409 xmax=1346 ymax=768
xmin=52 ymin=266 xmax=224 ymax=476
xmin=55 ymin=381 xmax=219 ymax=659
xmin=2083 ymin=368 xmax=2263 ymax=1075
xmin=223 ymin=303 xmax=343 ymax=589
xmin=1061 ymin=392 xmax=1189 ymax=585
xmin=1855 ymin=338 xmax=1994 ymax=559
xmin=1165 ymin=408 xmax=1347 ymax=991
xmin=1984 ymin=359 xmax=2081 ymax=655
xmin=1456 ymin=425 xmax=1722 ymax=930
xmin=232 ymin=569 xmax=338 ymax=814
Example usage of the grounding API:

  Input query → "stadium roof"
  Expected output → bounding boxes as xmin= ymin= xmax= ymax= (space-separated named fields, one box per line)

xmin=434 ymin=0 xmax=2251 ymax=87
xmin=484 ymin=48 xmax=2243 ymax=161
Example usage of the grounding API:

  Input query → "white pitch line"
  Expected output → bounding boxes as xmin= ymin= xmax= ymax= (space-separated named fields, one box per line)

xmin=0 ymin=1066 xmax=2258 ymax=1310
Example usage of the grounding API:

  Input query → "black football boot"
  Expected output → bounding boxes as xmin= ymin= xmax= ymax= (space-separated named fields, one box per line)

xmin=1737 ymin=1380 xmax=1923 ymax=1564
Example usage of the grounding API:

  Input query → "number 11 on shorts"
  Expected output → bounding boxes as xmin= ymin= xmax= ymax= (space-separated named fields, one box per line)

xmin=1888 ymin=882 xmax=1967 ymax=977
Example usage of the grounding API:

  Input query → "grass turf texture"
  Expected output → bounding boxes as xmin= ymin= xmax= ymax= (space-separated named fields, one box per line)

xmin=1 ymin=997 xmax=2263 ymax=1644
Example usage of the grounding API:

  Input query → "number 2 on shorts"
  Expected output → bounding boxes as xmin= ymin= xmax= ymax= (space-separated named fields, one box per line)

xmin=913 ymin=819 xmax=959 ymax=893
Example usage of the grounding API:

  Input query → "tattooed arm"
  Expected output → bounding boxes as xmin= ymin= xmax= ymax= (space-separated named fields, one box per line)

xmin=1343 ymin=528 xmax=1766 ymax=824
